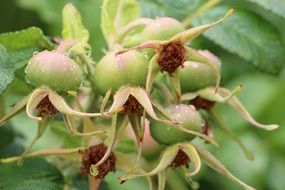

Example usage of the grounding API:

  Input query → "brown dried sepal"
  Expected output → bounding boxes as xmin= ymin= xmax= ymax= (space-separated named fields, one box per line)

xmin=157 ymin=41 xmax=186 ymax=74
xmin=122 ymin=95 xmax=143 ymax=115
xmin=36 ymin=95 xmax=58 ymax=118
xmin=80 ymin=143 xmax=116 ymax=179
xmin=169 ymin=149 xmax=190 ymax=168
xmin=190 ymin=96 xmax=215 ymax=111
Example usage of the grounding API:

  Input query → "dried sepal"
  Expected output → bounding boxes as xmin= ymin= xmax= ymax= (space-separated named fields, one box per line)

xmin=194 ymin=145 xmax=255 ymax=190
xmin=218 ymin=88 xmax=278 ymax=130
xmin=181 ymin=93 xmax=198 ymax=102
xmin=158 ymin=170 xmax=167 ymax=190
xmin=171 ymin=9 xmax=234 ymax=43
xmin=180 ymin=143 xmax=201 ymax=177
xmin=198 ymin=85 xmax=242 ymax=103
xmin=0 ymin=94 xmax=30 ymax=126
xmin=48 ymin=90 xmax=102 ymax=117
xmin=169 ymin=122 xmax=219 ymax=147
xmin=119 ymin=144 xmax=179 ymax=182
xmin=26 ymin=88 xmax=49 ymax=121
xmin=108 ymin=87 xmax=163 ymax=121
xmin=181 ymin=85 xmax=242 ymax=103
xmin=116 ymin=40 xmax=164 ymax=55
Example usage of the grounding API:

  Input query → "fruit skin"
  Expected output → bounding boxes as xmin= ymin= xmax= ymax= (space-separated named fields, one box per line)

xmin=150 ymin=104 xmax=202 ymax=145
xmin=25 ymin=50 xmax=84 ymax=91
xmin=179 ymin=50 xmax=221 ymax=93
xmin=141 ymin=17 xmax=185 ymax=58
xmin=93 ymin=50 xmax=148 ymax=95
xmin=142 ymin=17 xmax=185 ymax=41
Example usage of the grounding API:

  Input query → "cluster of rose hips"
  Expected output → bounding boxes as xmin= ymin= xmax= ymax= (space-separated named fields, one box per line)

xmin=0 ymin=4 xmax=278 ymax=190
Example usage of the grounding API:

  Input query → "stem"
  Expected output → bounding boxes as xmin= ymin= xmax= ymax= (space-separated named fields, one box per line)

xmin=0 ymin=96 xmax=4 ymax=118
xmin=88 ymin=176 xmax=102 ymax=190
xmin=153 ymin=81 xmax=175 ymax=105
xmin=168 ymin=72 xmax=182 ymax=103
xmin=79 ymin=53 xmax=98 ymax=93
xmin=17 ymin=118 xmax=51 ymax=166
xmin=182 ymin=0 xmax=221 ymax=27
xmin=0 ymin=147 xmax=84 ymax=163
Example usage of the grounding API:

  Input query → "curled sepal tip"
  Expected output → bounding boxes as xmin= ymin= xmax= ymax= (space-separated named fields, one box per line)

xmin=198 ymin=85 xmax=242 ymax=103
xmin=194 ymin=145 xmax=256 ymax=190
xmin=180 ymin=143 xmax=201 ymax=177
xmin=219 ymin=88 xmax=279 ymax=131
xmin=172 ymin=8 xmax=234 ymax=43
xmin=26 ymin=88 xmax=49 ymax=121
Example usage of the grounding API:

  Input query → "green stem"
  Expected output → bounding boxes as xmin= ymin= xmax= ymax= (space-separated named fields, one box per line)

xmin=0 ymin=96 xmax=4 ymax=118
xmin=17 ymin=118 xmax=51 ymax=166
xmin=182 ymin=0 xmax=221 ymax=27
xmin=79 ymin=53 xmax=98 ymax=93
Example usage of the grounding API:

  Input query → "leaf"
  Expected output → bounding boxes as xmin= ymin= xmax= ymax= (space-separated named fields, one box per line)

xmin=62 ymin=3 xmax=89 ymax=43
xmin=101 ymin=0 xmax=140 ymax=47
xmin=244 ymin=0 xmax=285 ymax=19
xmin=192 ymin=6 xmax=285 ymax=74
xmin=139 ymin=0 xmax=206 ymax=19
xmin=0 ymin=124 xmax=15 ymax=149
xmin=0 ymin=27 xmax=54 ymax=69
xmin=3 ymin=180 xmax=63 ymax=190
xmin=0 ymin=45 xmax=13 ymax=94
xmin=0 ymin=158 xmax=63 ymax=189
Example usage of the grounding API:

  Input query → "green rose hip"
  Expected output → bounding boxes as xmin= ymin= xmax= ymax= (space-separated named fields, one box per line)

xmin=93 ymin=50 xmax=148 ymax=95
xmin=150 ymin=104 xmax=202 ymax=145
xmin=180 ymin=50 xmax=221 ymax=92
xmin=25 ymin=50 xmax=84 ymax=91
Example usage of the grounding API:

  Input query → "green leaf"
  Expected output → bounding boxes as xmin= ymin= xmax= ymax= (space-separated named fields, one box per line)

xmin=101 ymin=0 xmax=140 ymax=47
xmin=62 ymin=3 xmax=89 ymax=43
xmin=3 ymin=180 xmax=63 ymax=190
xmin=0 ymin=124 xmax=15 ymax=149
xmin=0 ymin=44 xmax=13 ymax=94
xmin=0 ymin=27 xmax=54 ymax=69
xmin=244 ymin=0 xmax=285 ymax=19
xmin=0 ymin=158 xmax=63 ymax=189
xmin=192 ymin=6 xmax=285 ymax=74
xmin=139 ymin=0 xmax=206 ymax=19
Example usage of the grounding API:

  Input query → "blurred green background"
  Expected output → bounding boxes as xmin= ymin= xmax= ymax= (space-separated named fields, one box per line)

xmin=1 ymin=0 xmax=285 ymax=190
